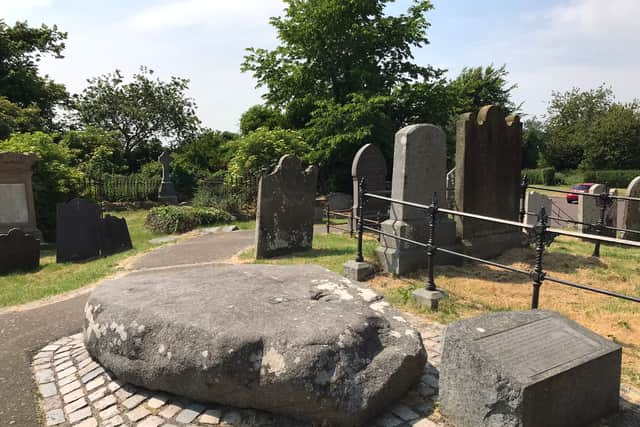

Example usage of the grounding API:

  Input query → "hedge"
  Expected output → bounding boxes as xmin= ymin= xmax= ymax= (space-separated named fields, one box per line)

xmin=581 ymin=170 xmax=640 ymax=188
xmin=523 ymin=168 xmax=555 ymax=185
xmin=145 ymin=206 xmax=235 ymax=234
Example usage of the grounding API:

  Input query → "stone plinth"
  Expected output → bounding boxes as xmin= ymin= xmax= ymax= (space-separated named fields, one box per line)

xmin=440 ymin=310 xmax=621 ymax=427
xmin=255 ymin=155 xmax=318 ymax=259
xmin=376 ymin=124 xmax=459 ymax=275
xmin=0 ymin=152 xmax=42 ymax=241
xmin=455 ymin=105 xmax=523 ymax=258
xmin=83 ymin=263 xmax=427 ymax=426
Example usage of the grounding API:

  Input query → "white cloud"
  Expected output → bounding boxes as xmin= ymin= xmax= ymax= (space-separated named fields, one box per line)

xmin=127 ymin=0 xmax=285 ymax=32
xmin=0 ymin=0 xmax=53 ymax=17
xmin=547 ymin=0 xmax=640 ymax=39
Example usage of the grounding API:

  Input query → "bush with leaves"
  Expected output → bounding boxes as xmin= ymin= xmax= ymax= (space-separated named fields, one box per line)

xmin=227 ymin=127 xmax=310 ymax=180
xmin=0 ymin=132 xmax=82 ymax=240
xmin=145 ymin=205 xmax=234 ymax=234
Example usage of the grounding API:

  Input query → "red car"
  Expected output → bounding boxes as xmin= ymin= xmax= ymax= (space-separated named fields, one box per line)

xmin=566 ymin=183 xmax=595 ymax=203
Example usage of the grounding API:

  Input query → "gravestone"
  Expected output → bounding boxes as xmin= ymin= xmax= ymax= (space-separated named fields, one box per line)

xmin=56 ymin=198 xmax=102 ymax=263
xmin=446 ymin=167 xmax=456 ymax=209
xmin=327 ymin=192 xmax=352 ymax=212
xmin=376 ymin=124 xmax=458 ymax=275
xmin=255 ymin=155 xmax=318 ymax=259
xmin=100 ymin=215 xmax=133 ymax=256
xmin=440 ymin=310 xmax=621 ymax=427
xmin=157 ymin=150 xmax=178 ymax=204
xmin=352 ymin=143 xmax=389 ymax=219
xmin=621 ymin=176 xmax=640 ymax=241
xmin=0 ymin=153 xmax=42 ymax=241
xmin=524 ymin=191 xmax=551 ymax=226
xmin=578 ymin=184 xmax=616 ymax=236
xmin=455 ymin=105 xmax=523 ymax=258
xmin=0 ymin=228 xmax=40 ymax=274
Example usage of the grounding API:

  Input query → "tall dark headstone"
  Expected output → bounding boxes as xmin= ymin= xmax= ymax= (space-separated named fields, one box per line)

xmin=255 ymin=155 xmax=318 ymax=259
xmin=56 ymin=198 xmax=102 ymax=263
xmin=100 ymin=215 xmax=133 ymax=256
xmin=351 ymin=144 xmax=389 ymax=219
xmin=0 ymin=228 xmax=40 ymax=274
xmin=158 ymin=150 xmax=178 ymax=204
xmin=376 ymin=124 xmax=458 ymax=275
xmin=455 ymin=105 xmax=523 ymax=258
xmin=440 ymin=310 xmax=621 ymax=427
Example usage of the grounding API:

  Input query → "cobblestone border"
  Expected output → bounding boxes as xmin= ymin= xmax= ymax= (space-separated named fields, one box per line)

xmin=32 ymin=322 xmax=640 ymax=427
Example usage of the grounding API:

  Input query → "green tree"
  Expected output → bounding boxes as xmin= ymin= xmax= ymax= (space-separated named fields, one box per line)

xmin=239 ymin=105 xmax=285 ymax=135
xmin=522 ymin=117 xmax=545 ymax=169
xmin=0 ymin=96 xmax=43 ymax=139
xmin=448 ymin=65 xmax=519 ymax=115
xmin=227 ymin=127 xmax=310 ymax=180
xmin=72 ymin=67 xmax=201 ymax=171
xmin=60 ymin=127 xmax=126 ymax=177
xmin=0 ymin=20 xmax=68 ymax=123
xmin=542 ymin=86 xmax=614 ymax=170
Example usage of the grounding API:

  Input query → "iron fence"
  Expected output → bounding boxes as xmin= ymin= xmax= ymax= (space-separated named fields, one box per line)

xmin=353 ymin=178 xmax=640 ymax=310
xmin=197 ymin=172 xmax=263 ymax=208
xmin=78 ymin=176 xmax=161 ymax=202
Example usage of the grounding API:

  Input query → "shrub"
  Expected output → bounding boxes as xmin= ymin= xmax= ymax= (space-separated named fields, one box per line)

xmin=581 ymin=170 xmax=640 ymax=188
xmin=145 ymin=206 xmax=234 ymax=234
xmin=523 ymin=167 xmax=555 ymax=185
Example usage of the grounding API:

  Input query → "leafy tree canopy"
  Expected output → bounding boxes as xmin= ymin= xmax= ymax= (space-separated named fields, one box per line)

xmin=239 ymin=104 xmax=285 ymax=135
xmin=72 ymin=67 xmax=201 ymax=171
xmin=448 ymin=64 xmax=519 ymax=115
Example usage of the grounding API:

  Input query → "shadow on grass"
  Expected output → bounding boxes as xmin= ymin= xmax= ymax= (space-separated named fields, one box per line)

xmin=267 ymin=247 xmax=354 ymax=260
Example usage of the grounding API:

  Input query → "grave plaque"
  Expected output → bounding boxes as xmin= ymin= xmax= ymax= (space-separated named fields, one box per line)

xmin=440 ymin=310 xmax=621 ymax=427
xmin=100 ymin=215 xmax=133 ymax=256
xmin=56 ymin=198 xmax=102 ymax=263
xmin=255 ymin=155 xmax=318 ymax=259
xmin=0 ymin=153 xmax=42 ymax=241
xmin=0 ymin=228 xmax=40 ymax=274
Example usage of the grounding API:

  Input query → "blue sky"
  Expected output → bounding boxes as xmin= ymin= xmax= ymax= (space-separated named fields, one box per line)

xmin=2 ymin=0 xmax=638 ymax=132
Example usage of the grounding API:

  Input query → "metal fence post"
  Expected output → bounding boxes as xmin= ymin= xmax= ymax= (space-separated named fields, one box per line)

xmin=325 ymin=200 xmax=331 ymax=235
xmin=592 ymin=192 xmax=612 ymax=257
xmin=426 ymin=192 xmax=438 ymax=292
xmin=519 ymin=174 xmax=528 ymax=223
xmin=531 ymin=207 xmax=548 ymax=309
xmin=355 ymin=178 xmax=366 ymax=263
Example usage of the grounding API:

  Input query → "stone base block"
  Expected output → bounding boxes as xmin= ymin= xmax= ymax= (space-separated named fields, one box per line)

xmin=459 ymin=230 xmax=523 ymax=259
xmin=412 ymin=288 xmax=446 ymax=310
xmin=376 ymin=244 xmax=461 ymax=275
xmin=158 ymin=181 xmax=178 ymax=204
xmin=342 ymin=260 xmax=375 ymax=282
xmin=440 ymin=310 xmax=622 ymax=427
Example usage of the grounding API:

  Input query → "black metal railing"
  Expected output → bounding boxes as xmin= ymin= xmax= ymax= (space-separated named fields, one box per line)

xmin=78 ymin=175 xmax=161 ymax=202
xmin=354 ymin=178 xmax=640 ymax=310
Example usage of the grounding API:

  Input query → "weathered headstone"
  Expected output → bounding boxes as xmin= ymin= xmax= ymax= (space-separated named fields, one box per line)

xmin=446 ymin=167 xmax=456 ymax=209
xmin=100 ymin=215 xmax=133 ymax=256
xmin=578 ymin=184 xmax=616 ymax=236
xmin=84 ymin=263 xmax=426 ymax=426
xmin=455 ymin=105 xmax=523 ymax=258
xmin=0 ymin=228 xmax=40 ymax=274
xmin=0 ymin=153 xmax=42 ymax=241
xmin=327 ymin=192 xmax=352 ymax=212
xmin=352 ymin=143 xmax=389 ymax=219
xmin=622 ymin=176 xmax=640 ymax=241
xmin=440 ymin=310 xmax=621 ymax=427
xmin=524 ymin=191 xmax=551 ymax=226
xmin=376 ymin=124 xmax=458 ymax=275
xmin=56 ymin=198 xmax=102 ymax=263
xmin=157 ymin=150 xmax=178 ymax=204
xmin=255 ymin=155 xmax=318 ymax=259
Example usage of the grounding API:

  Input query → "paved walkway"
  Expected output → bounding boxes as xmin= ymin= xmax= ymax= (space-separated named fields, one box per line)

xmin=0 ymin=230 xmax=253 ymax=426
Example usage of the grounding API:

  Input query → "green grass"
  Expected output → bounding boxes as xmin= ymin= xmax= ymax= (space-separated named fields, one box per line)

xmin=0 ymin=210 xmax=167 ymax=308
xmin=240 ymin=233 xmax=377 ymax=274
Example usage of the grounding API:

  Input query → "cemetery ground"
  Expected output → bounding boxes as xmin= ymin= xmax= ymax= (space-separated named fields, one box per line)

xmin=0 ymin=210 xmax=254 ymax=308
xmin=237 ymin=230 xmax=640 ymax=389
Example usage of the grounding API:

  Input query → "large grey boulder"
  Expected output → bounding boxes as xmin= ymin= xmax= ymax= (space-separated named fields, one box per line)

xmin=83 ymin=264 xmax=426 ymax=426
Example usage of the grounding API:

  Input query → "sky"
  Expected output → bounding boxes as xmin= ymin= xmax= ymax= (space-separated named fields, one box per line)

xmin=1 ymin=0 xmax=639 ymax=132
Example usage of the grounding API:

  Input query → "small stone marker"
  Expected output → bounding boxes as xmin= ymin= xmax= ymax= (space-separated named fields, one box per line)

xmin=255 ymin=155 xmax=318 ymax=259
xmin=0 ymin=152 xmax=43 ymax=241
xmin=352 ymin=143 xmax=389 ymax=219
xmin=0 ymin=228 xmax=40 ymax=273
xmin=100 ymin=215 xmax=133 ymax=256
xmin=622 ymin=176 xmax=640 ymax=240
xmin=56 ymin=198 xmax=102 ymax=263
xmin=376 ymin=124 xmax=459 ymax=275
xmin=157 ymin=150 xmax=178 ymax=204
xmin=524 ymin=191 xmax=551 ymax=225
xmin=440 ymin=310 xmax=621 ymax=427
xmin=455 ymin=105 xmax=523 ymax=258
xmin=578 ymin=184 xmax=616 ymax=236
